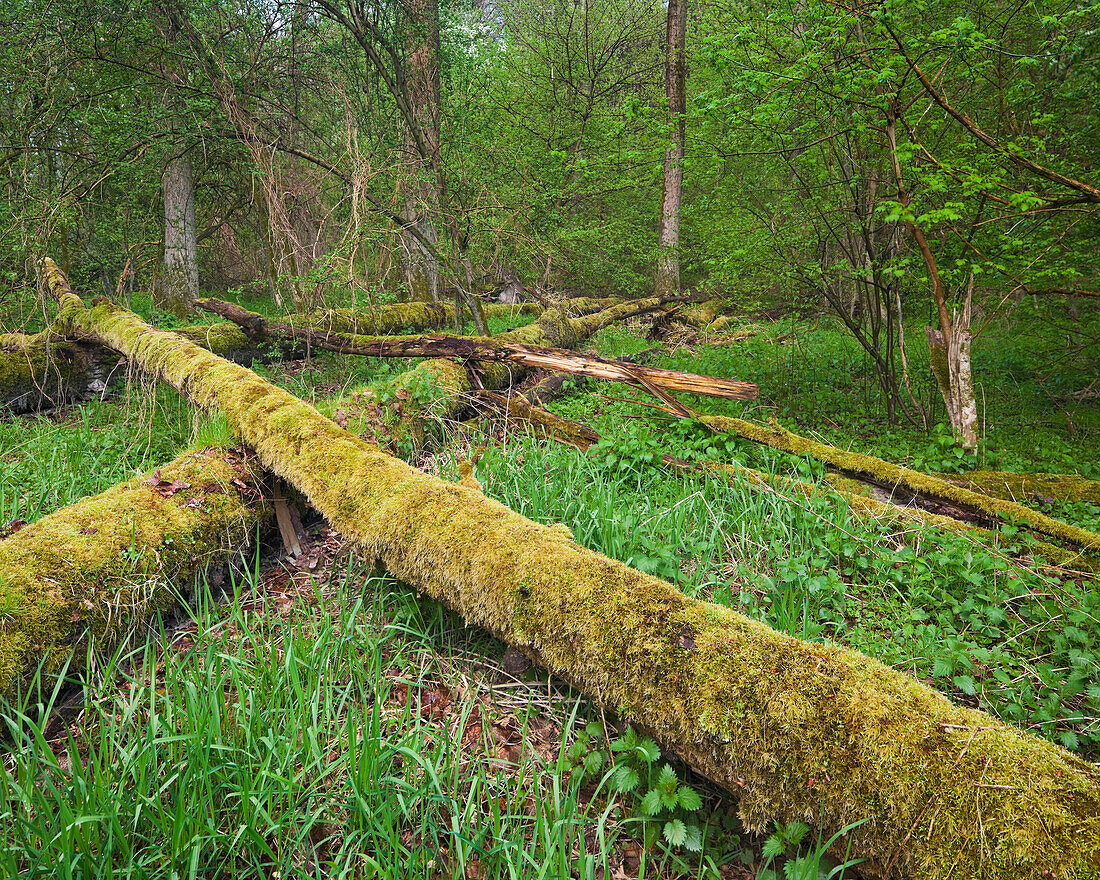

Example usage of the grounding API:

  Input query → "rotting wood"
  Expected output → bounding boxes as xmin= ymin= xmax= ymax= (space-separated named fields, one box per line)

xmin=701 ymin=414 xmax=1100 ymax=553
xmin=333 ymin=296 xmax=690 ymax=450
xmin=48 ymin=259 xmax=1100 ymax=880
xmin=0 ymin=446 xmax=270 ymax=695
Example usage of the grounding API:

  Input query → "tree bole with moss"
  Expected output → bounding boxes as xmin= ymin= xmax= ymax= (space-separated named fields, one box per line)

xmin=0 ymin=299 xmax=542 ymax=414
xmin=48 ymin=262 xmax=1100 ymax=880
xmin=702 ymin=414 xmax=1100 ymax=555
xmin=0 ymin=447 xmax=270 ymax=695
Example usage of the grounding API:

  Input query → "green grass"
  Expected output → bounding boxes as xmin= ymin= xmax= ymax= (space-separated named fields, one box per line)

xmin=1 ymin=553 xmax=774 ymax=880
xmin=1 ymin=293 xmax=1096 ymax=875
xmin=0 ymin=562 xmax=615 ymax=879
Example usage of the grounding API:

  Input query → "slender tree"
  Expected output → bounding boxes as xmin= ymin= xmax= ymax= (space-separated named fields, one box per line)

xmin=654 ymin=0 xmax=686 ymax=297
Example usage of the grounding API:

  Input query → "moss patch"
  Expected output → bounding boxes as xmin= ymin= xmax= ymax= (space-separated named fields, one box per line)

xmin=0 ymin=446 xmax=269 ymax=694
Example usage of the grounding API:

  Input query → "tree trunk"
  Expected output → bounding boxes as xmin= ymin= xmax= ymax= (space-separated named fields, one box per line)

xmin=157 ymin=148 xmax=199 ymax=318
xmin=927 ymin=279 xmax=978 ymax=449
xmin=399 ymin=0 xmax=442 ymax=303
xmin=49 ymin=263 xmax=1100 ymax=880
xmin=0 ymin=446 xmax=270 ymax=696
xmin=654 ymin=0 xmax=687 ymax=297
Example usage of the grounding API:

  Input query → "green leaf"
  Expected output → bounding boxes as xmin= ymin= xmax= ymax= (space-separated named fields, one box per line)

xmin=657 ymin=764 xmax=679 ymax=791
xmin=953 ymin=675 xmax=977 ymax=696
xmin=786 ymin=822 xmax=810 ymax=847
xmin=640 ymin=789 xmax=663 ymax=817
xmin=636 ymin=738 xmax=660 ymax=763
xmin=663 ymin=818 xmax=687 ymax=847
xmin=761 ymin=834 xmax=785 ymax=859
xmin=677 ymin=785 xmax=702 ymax=812
xmin=682 ymin=823 xmax=703 ymax=853
xmin=611 ymin=766 xmax=640 ymax=793
xmin=583 ymin=750 xmax=604 ymax=775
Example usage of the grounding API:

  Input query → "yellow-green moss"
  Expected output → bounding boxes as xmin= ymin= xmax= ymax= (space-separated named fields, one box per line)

xmin=0 ymin=447 xmax=269 ymax=694
xmin=293 ymin=300 xmax=541 ymax=336
xmin=0 ymin=329 xmax=103 ymax=412
xmin=703 ymin=414 xmax=1100 ymax=555
xmin=950 ymin=471 xmax=1100 ymax=505
xmin=51 ymin=267 xmax=1100 ymax=880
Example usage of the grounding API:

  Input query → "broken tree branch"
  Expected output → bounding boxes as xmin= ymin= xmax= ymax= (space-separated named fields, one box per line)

xmin=197 ymin=298 xmax=758 ymax=406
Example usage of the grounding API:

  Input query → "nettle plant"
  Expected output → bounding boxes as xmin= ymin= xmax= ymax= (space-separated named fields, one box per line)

xmin=564 ymin=724 xmax=705 ymax=853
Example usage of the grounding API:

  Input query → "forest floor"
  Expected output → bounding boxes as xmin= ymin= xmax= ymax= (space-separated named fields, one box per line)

xmin=1 ymin=292 xmax=1097 ymax=879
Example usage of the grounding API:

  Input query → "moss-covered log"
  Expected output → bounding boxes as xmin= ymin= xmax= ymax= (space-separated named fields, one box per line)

xmin=1 ymin=299 xmax=545 ymax=415
xmin=0 ymin=447 xmax=270 ymax=695
xmin=198 ymin=302 xmax=757 ymax=404
xmin=947 ymin=471 xmax=1100 ymax=505
xmin=51 ymin=264 xmax=1100 ymax=880
xmin=339 ymin=296 xmax=676 ymax=449
xmin=482 ymin=396 xmax=1087 ymax=569
xmin=703 ymin=415 xmax=1100 ymax=554
xmin=672 ymin=298 xmax=738 ymax=332
xmin=197 ymin=297 xmax=544 ymax=337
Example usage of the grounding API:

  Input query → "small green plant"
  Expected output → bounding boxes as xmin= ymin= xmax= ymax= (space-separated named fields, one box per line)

xmin=609 ymin=727 xmax=705 ymax=853
xmin=911 ymin=423 xmax=978 ymax=474
xmin=757 ymin=817 xmax=866 ymax=880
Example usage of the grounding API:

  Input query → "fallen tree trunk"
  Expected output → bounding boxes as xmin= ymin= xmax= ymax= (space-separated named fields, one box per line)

xmin=702 ymin=414 xmax=1100 ymax=554
xmin=337 ymin=296 xmax=684 ymax=449
xmin=479 ymin=394 xmax=1089 ymax=570
xmin=48 ymin=259 xmax=1100 ymax=880
xmin=200 ymin=301 xmax=757 ymax=405
xmin=946 ymin=471 xmax=1100 ymax=506
xmin=1 ymin=300 xmax=544 ymax=414
xmin=0 ymin=446 xmax=270 ymax=695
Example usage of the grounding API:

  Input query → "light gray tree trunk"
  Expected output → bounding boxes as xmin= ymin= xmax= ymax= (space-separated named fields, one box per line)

xmin=655 ymin=0 xmax=687 ymax=297
xmin=158 ymin=148 xmax=199 ymax=318
xmin=927 ymin=277 xmax=978 ymax=449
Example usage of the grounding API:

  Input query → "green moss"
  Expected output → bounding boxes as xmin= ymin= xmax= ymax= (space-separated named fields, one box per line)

xmin=952 ymin=471 xmax=1100 ymax=505
xmin=702 ymin=414 xmax=1100 ymax=555
xmin=0 ymin=447 xmax=269 ymax=694
xmin=53 ymin=275 xmax=1100 ymax=879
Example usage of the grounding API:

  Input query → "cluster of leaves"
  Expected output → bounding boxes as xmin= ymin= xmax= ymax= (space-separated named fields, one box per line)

xmin=563 ymin=724 xmax=705 ymax=854
xmin=909 ymin=423 xmax=980 ymax=474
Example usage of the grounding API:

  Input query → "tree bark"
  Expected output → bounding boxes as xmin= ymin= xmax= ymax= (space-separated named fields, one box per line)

xmin=49 ymin=261 xmax=1100 ymax=880
xmin=157 ymin=147 xmax=199 ymax=318
xmin=926 ymin=279 xmax=978 ymax=450
xmin=654 ymin=0 xmax=687 ymax=298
